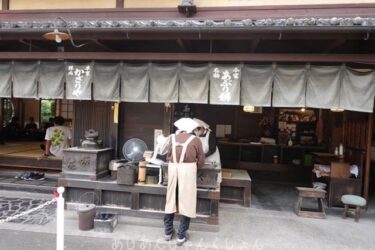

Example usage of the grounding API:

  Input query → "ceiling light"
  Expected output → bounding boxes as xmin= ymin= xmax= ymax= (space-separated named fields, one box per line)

xmin=42 ymin=17 xmax=88 ymax=48
xmin=330 ymin=108 xmax=345 ymax=112
xmin=42 ymin=28 xmax=70 ymax=43
xmin=243 ymin=106 xmax=255 ymax=113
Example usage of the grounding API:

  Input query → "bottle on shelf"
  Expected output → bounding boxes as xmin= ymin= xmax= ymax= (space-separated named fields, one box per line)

xmin=288 ymin=138 xmax=293 ymax=147
xmin=334 ymin=147 xmax=339 ymax=156
xmin=339 ymin=143 xmax=344 ymax=157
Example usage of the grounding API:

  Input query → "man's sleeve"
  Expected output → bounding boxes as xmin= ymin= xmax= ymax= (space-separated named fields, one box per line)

xmin=45 ymin=128 xmax=51 ymax=140
xmin=195 ymin=137 xmax=205 ymax=168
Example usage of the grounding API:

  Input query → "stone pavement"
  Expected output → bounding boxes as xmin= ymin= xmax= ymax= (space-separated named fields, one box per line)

xmin=0 ymin=196 xmax=56 ymax=225
xmin=0 ymin=187 xmax=374 ymax=250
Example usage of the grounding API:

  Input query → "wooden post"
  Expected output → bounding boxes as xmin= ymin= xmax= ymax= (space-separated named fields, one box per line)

xmin=116 ymin=0 xmax=124 ymax=8
xmin=0 ymin=98 xmax=3 ymax=128
xmin=2 ymin=0 xmax=9 ymax=10
xmin=364 ymin=113 xmax=373 ymax=203
xmin=163 ymin=103 xmax=173 ymax=136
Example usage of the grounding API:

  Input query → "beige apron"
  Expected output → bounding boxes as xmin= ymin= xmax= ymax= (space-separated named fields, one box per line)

xmin=165 ymin=135 xmax=197 ymax=218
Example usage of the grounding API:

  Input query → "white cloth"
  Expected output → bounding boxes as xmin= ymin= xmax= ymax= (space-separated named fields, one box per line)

xmin=45 ymin=126 xmax=72 ymax=158
xmin=179 ymin=64 xmax=209 ymax=104
xmin=193 ymin=118 xmax=210 ymax=129
xmin=65 ymin=62 xmax=93 ymax=100
xmin=120 ymin=63 xmax=149 ymax=102
xmin=198 ymin=130 xmax=222 ymax=184
xmin=38 ymin=62 xmax=65 ymax=99
xmin=209 ymin=64 xmax=241 ymax=105
xmin=340 ymin=68 xmax=375 ymax=113
xmin=12 ymin=61 xmax=39 ymax=98
xmin=306 ymin=66 xmax=341 ymax=109
xmin=93 ymin=63 xmax=120 ymax=101
xmin=241 ymin=65 xmax=273 ymax=106
xmin=174 ymin=118 xmax=199 ymax=133
xmin=0 ymin=62 xmax=12 ymax=98
xmin=149 ymin=63 xmax=179 ymax=103
xmin=272 ymin=65 xmax=307 ymax=107
xmin=165 ymin=135 xmax=197 ymax=218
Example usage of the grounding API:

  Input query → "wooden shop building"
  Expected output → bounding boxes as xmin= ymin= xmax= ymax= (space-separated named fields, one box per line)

xmin=0 ymin=0 xmax=375 ymax=225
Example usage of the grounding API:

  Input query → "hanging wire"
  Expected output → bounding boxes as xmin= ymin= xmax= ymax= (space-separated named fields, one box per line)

xmin=55 ymin=16 xmax=88 ymax=48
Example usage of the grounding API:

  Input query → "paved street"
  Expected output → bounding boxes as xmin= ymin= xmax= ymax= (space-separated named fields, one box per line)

xmin=0 ymin=189 xmax=374 ymax=250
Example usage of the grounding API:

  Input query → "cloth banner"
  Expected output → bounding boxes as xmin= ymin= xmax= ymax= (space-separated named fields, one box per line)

xmin=12 ymin=61 xmax=39 ymax=98
xmin=149 ymin=63 xmax=179 ymax=103
xmin=120 ymin=64 xmax=149 ymax=102
xmin=306 ymin=66 xmax=342 ymax=109
xmin=241 ymin=65 xmax=273 ymax=106
xmin=179 ymin=64 xmax=209 ymax=104
xmin=38 ymin=62 xmax=65 ymax=99
xmin=273 ymin=65 xmax=307 ymax=107
xmin=65 ymin=62 xmax=93 ymax=100
xmin=209 ymin=64 xmax=241 ymax=105
xmin=0 ymin=62 xmax=12 ymax=98
xmin=340 ymin=68 xmax=375 ymax=113
xmin=93 ymin=63 xmax=120 ymax=101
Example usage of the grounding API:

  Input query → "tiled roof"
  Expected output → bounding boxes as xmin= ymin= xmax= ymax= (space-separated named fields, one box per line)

xmin=1 ymin=17 xmax=375 ymax=30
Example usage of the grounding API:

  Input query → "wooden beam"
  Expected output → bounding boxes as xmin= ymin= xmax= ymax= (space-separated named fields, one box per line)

xmin=249 ymin=39 xmax=260 ymax=53
xmin=91 ymin=40 xmax=114 ymax=51
xmin=116 ymin=0 xmax=124 ymax=8
xmin=18 ymin=39 xmax=48 ymax=52
xmin=323 ymin=39 xmax=346 ymax=53
xmin=2 ymin=0 xmax=9 ymax=11
xmin=364 ymin=113 xmax=373 ymax=203
xmin=0 ymin=31 xmax=373 ymax=41
xmin=1 ymin=4 xmax=375 ymax=20
xmin=0 ymin=52 xmax=374 ymax=63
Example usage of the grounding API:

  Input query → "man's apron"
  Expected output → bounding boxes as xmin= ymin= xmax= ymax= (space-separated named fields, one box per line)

xmin=199 ymin=130 xmax=222 ymax=184
xmin=165 ymin=135 xmax=197 ymax=218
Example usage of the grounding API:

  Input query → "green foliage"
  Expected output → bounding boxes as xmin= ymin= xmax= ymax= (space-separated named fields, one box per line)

xmin=40 ymin=99 xmax=56 ymax=124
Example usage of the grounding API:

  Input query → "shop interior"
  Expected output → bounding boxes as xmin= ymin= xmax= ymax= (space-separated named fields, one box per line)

xmin=0 ymin=97 xmax=374 ymax=214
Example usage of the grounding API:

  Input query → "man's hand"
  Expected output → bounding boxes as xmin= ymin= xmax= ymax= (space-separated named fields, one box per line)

xmin=38 ymin=154 xmax=49 ymax=160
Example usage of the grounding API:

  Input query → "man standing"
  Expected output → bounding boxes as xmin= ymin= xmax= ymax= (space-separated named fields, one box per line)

xmin=42 ymin=116 xmax=72 ymax=158
xmin=164 ymin=118 xmax=205 ymax=246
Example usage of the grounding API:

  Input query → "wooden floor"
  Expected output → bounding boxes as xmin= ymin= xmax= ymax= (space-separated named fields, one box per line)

xmin=0 ymin=141 xmax=45 ymax=158
xmin=0 ymin=141 xmax=62 ymax=172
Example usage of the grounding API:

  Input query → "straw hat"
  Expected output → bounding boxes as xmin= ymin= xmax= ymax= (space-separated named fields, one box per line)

xmin=174 ymin=118 xmax=199 ymax=133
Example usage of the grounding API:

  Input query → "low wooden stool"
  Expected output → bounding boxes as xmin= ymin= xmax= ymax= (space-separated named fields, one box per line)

xmin=341 ymin=195 xmax=367 ymax=222
xmin=295 ymin=187 xmax=326 ymax=219
xmin=220 ymin=169 xmax=251 ymax=207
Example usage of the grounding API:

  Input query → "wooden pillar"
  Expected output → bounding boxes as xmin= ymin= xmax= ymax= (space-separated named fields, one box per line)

xmin=2 ymin=0 xmax=9 ymax=10
xmin=110 ymin=102 xmax=119 ymax=157
xmin=162 ymin=103 xmax=174 ymax=135
xmin=0 ymin=98 xmax=3 ymax=132
xmin=116 ymin=0 xmax=124 ymax=8
xmin=233 ymin=106 xmax=239 ymax=140
xmin=364 ymin=113 xmax=373 ymax=202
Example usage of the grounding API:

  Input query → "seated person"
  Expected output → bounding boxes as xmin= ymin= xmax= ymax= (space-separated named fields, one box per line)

xmin=25 ymin=117 xmax=37 ymax=131
xmin=40 ymin=116 xmax=72 ymax=159
xmin=5 ymin=116 xmax=21 ymax=140
xmin=42 ymin=117 xmax=54 ymax=131
xmin=24 ymin=117 xmax=38 ymax=138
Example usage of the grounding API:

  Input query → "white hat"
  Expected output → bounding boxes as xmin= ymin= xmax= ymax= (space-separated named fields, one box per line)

xmin=174 ymin=118 xmax=199 ymax=133
xmin=193 ymin=118 xmax=210 ymax=129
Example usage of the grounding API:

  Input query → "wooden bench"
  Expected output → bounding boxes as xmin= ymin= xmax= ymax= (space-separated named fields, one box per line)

xmin=295 ymin=187 xmax=326 ymax=219
xmin=220 ymin=168 xmax=251 ymax=207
